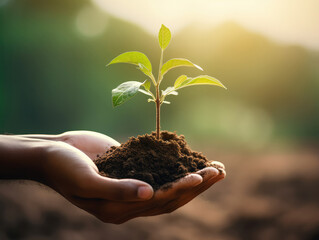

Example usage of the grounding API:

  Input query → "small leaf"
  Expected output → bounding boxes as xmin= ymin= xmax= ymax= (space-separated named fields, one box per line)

xmin=142 ymin=80 xmax=151 ymax=91
xmin=139 ymin=80 xmax=155 ymax=99
xmin=112 ymin=81 xmax=144 ymax=107
xmin=161 ymin=58 xmax=203 ymax=76
xmin=148 ymin=98 xmax=155 ymax=102
xmin=162 ymin=86 xmax=178 ymax=96
xmin=138 ymin=89 xmax=152 ymax=96
xmin=107 ymin=52 xmax=153 ymax=77
xmin=169 ymin=91 xmax=178 ymax=95
xmin=137 ymin=63 xmax=153 ymax=78
xmin=174 ymin=75 xmax=188 ymax=88
xmin=158 ymin=24 xmax=171 ymax=50
xmin=177 ymin=75 xmax=227 ymax=90
xmin=162 ymin=101 xmax=171 ymax=104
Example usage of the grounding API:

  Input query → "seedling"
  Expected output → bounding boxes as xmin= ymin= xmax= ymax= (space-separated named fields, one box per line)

xmin=107 ymin=25 xmax=227 ymax=139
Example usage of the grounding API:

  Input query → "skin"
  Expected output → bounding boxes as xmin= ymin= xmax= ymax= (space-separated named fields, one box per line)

xmin=0 ymin=131 xmax=226 ymax=224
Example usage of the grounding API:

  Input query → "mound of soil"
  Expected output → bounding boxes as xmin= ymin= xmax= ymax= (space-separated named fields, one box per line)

xmin=94 ymin=131 xmax=218 ymax=190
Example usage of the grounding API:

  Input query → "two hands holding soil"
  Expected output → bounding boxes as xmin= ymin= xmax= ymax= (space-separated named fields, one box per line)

xmin=0 ymin=131 xmax=226 ymax=224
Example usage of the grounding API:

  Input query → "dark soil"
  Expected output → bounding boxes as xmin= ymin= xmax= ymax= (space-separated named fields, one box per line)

xmin=94 ymin=131 xmax=217 ymax=190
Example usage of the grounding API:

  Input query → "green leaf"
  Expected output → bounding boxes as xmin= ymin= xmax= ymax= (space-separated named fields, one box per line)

xmin=162 ymin=87 xmax=178 ymax=96
xmin=107 ymin=51 xmax=153 ymax=77
xmin=138 ymin=89 xmax=152 ymax=96
xmin=161 ymin=58 xmax=203 ymax=76
xmin=162 ymin=101 xmax=171 ymax=104
xmin=176 ymin=75 xmax=227 ymax=90
xmin=142 ymin=80 xmax=151 ymax=91
xmin=137 ymin=63 xmax=153 ymax=78
xmin=174 ymin=75 xmax=188 ymax=88
xmin=112 ymin=81 xmax=144 ymax=107
xmin=139 ymin=80 xmax=155 ymax=99
xmin=161 ymin=86 xmax=178 ymax=104
xmin=158 ymin=24 xmax=171 ymax=50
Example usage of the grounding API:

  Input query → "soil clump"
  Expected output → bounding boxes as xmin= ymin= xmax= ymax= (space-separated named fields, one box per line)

xmin=94 ymin=131 xmax=216 ymax=190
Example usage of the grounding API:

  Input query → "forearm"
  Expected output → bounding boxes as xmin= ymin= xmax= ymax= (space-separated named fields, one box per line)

xmin=0 ymin=135 xmax=51 ymax=182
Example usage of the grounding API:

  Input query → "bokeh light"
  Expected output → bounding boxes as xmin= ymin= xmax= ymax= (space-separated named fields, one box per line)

xmin=76 ymin=6 xmax=109 ymax=37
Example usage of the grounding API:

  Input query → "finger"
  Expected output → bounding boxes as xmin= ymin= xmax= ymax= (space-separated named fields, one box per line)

xmin=115 ymin=171 xmax=217 ymax=217
xmin=125 ymin=174 xmax=204 ymax=217
xmin=193 ymin=168 xmax=226 ymax=195
xmin=196 ymin=167 xmax=220 ymax=182
xmin=91 ymin=173 xmax=208 ymax=219
xmin=147 ymin=168 xmax=220 ymax=215
xmin=105 ymin=170 xmax=225 ymax=219
xmin=153 ymin=173 xmax=203 ymax=202
xmin=207 ymin=161 xmax=225 ymax=170
xmin=79 ymin=174 xmax=154 ymax=201
xmin=166 ymin=168 xmax=225 ymax=209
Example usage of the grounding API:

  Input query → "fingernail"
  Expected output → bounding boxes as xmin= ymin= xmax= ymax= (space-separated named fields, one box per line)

xmin=195 ymin=175 xmax=204 ymax=185
xmin=196 ymin=168 xmax=219 ymax=181
xmin=180 ymin=174 xmax=203 ymax=187
xmin=209 ymin=168 xmax=219 ymax=179
xmin=137 ymin=186 xmax=153 ymax=199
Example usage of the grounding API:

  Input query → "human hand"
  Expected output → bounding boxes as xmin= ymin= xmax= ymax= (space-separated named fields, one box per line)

xmin=48 ymin=131 xmax=226 ymax=223
xmin=41 ymin=139 xmax=155 ymax=222
xmin=87 ymin=165 xmax=225 ymax=223
xmin=20 ymin=131 xmax=225 ymax=223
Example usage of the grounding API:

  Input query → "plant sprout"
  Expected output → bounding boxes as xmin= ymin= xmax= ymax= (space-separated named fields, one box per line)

xmin=107 ymin=24 xmax=227 ymax=140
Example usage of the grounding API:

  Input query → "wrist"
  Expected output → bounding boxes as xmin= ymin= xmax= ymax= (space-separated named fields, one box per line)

xmin=0 ymin=135 xmax=53 ymax=182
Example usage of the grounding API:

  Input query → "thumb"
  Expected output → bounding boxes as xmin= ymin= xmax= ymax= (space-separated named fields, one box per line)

xmin=82 ymin=174 xmax=154 ymax=201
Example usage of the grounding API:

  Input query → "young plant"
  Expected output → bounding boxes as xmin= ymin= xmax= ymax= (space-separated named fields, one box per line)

xmin=107 ymin=25 xmax=227 ymax=140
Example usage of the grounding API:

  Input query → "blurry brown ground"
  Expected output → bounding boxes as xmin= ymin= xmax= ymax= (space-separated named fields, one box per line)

xmin=1 ymin=146 xmax=319 ymax=240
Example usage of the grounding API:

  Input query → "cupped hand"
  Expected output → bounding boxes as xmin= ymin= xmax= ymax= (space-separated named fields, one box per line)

xmin=59 ymin=130 xmax=120 ymax=160
xmin=36 ymin=131 xmax=226 ymax=223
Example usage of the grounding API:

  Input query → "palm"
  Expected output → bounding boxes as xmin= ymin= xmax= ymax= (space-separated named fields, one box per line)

xmin=60 ymin=131 xmax=120 ymax=160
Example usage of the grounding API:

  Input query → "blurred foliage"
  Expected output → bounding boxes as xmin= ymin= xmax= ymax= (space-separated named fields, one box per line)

xmin=1 ymin=0 xmax=319 ymax=149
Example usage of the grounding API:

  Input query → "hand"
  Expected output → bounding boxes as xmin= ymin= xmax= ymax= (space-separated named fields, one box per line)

xmin=18 ymin=131 xmax=120 ymax=160
xmin=53 ymin=131 xmax=226 ymax=223
xmin=21 ymin=131 xmax=226 ymax=223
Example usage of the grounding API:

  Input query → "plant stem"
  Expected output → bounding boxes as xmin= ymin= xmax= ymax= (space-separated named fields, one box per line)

xmin=155 ymin=84 xmax=160 ymax=139
xmin=155 ymin=49 xmax=164 ymax=139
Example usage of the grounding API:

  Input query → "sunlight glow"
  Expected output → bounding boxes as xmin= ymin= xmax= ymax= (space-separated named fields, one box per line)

xmin=92 ymin=0 xmax=319 ymax=50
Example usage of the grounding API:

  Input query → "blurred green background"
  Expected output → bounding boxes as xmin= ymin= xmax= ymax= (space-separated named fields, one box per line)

xmin=1 ymin=0 xmax=319 ymax=149
xmin=1 ymin=0 xmax=319 ymax=240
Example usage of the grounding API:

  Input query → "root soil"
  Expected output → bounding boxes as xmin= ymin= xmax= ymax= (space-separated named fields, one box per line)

xmin=94 ymin=131 xmax=215 ymax=190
